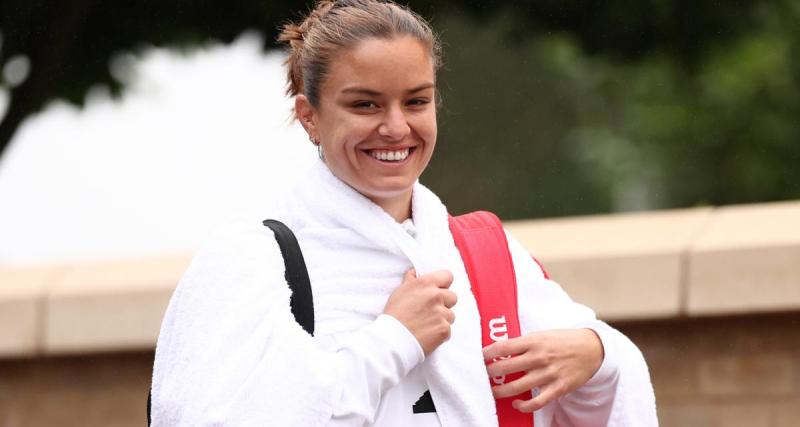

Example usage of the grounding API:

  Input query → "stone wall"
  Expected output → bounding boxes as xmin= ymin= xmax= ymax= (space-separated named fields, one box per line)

xmin=2 ymin=314 xmax=798 ymax=427
xmin=0 ymin=352 xmax=153 ymax=427
xmin=625 ymin=313 xmax=800 ymax=427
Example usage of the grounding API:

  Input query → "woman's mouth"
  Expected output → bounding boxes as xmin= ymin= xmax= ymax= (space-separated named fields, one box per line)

xmin=365 ymin=147 xmax=415 ymax=163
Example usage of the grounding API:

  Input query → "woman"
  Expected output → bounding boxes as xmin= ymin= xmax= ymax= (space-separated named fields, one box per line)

xmin=150 ymin=0 xmax=657 ymax=425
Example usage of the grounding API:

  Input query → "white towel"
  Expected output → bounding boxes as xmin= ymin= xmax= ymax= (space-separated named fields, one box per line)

xmin=283 ymin=159 xmax=498 ymax=426
xmin=152 ymin=158 xmax=498 ymax=426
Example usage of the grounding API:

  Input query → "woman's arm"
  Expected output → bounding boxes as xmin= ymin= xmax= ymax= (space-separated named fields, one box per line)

xmin=150 ymin=216 xmax=424 ymax=426
xmin=481 ymin=231 xmax=657 ymax=426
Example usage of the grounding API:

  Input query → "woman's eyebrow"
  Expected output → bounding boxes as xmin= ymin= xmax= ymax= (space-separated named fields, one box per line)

xmin=341 ymin=87 xmax=381 ymax=96
xmin=407 ymin=83 xmax=434 ymax=94
xmin=340 ymin=83 xmax=434 ymax=97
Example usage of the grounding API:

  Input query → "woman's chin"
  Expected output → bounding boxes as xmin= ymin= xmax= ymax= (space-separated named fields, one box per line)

xmin=357 ymin=179 xmax=415 ymax=203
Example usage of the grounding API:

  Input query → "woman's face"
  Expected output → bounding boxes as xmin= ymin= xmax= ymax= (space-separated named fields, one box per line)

xmin=297 ymin=36 xmax=437 ymax=213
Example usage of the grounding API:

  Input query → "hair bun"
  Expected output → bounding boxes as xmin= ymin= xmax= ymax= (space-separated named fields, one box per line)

xmin=278 ymin=23 xmax=305 ymax=47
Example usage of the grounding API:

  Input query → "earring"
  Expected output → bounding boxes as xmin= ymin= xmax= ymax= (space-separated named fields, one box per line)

xmin=310 ymin=136 xmax=324 ymax=160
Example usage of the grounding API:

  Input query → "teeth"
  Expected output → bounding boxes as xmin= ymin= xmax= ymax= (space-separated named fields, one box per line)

xmin=369 ymin=148 xmax=410 ymax=162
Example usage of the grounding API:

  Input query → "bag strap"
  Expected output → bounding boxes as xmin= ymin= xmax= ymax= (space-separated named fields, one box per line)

xmin=262 ymin=219 xmax=315 ymax=336
xmin=448 ymin=211 xmax=534 ymax=427
xmin=147 ymin=219 xmax=314 ymax=426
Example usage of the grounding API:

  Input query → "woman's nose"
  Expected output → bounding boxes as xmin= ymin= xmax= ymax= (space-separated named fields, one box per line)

xmin=378 ymin=107 xmax=410 ymax=141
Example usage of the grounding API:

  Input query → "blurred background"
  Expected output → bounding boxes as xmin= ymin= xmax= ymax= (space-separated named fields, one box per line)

xmin=0 ymin=1 xmax=798 ymax=426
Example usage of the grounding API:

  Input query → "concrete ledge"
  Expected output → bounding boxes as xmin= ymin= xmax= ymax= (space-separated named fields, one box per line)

xmin=44 ymin=256 xmax=191 ymax=355
xmin=0 ymin=256 xmax=190 ymax=358
xmin=687 ymin=202 xmax=800 ymax=315
xmin=505 ymin=208 xmax=712 ymax=320
xmin=1 ymin=200 xmax=798 ymax=357
xmin=0 ymin=266 xmax=64 ymax=357
xmin=538 ymin=253 xmax=682 ymax=320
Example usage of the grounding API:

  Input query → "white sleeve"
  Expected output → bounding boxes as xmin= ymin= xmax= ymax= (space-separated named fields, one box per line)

xmin=505 ymin=230 xmax=658 ymax=427
xmin=329 ymin=314 xmax=425 ymax=424
xmin=151 ymin=217 xmax=423 ymax=426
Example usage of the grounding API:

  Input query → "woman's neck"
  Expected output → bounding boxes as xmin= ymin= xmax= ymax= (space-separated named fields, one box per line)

xmin=371 ymin=192 xmax=413 ymax=223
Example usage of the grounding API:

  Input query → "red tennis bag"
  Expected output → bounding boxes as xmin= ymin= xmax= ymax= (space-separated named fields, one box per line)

xmin=449 ymin=211 xmax=535 ymax=427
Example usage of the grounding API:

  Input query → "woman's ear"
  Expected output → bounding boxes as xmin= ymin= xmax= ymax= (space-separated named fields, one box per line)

xmin=295 ymin=95 xmax=317 ymax=140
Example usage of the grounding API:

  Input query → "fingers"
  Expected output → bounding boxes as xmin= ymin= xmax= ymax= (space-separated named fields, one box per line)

xmin=484 ymin=330 xmax=605 ymax=414
xmin=426 ymin=270 xmax=454 ymax=288
xmin=491 ymin=369 xmax=551 ymax=400
xmin=483 ymin=335 xmax=531 ymax=362
xmin=443 ymin=306 xmax=456 ymax=324
xmin=441 ymin=289 xmax=457 ymax=308
xmin=406 ymin=269 xmax=453 ymax=288
xmin=512 ymin=384 xmax=562 ymax=413
xmin=485 ymin=352 xmax=545 ymax=378
xmin=410 ymin=270 xmax=457 ymax=307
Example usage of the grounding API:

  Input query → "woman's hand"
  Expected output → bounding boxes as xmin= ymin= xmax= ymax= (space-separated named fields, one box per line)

xmin=482 ymin=328 xmax=604 ymax=413
xmin=384 ymin=269 xmax=457 ymax=356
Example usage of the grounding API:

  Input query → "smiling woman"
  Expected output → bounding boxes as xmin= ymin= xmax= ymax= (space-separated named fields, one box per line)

xmin=296 ymin=36 xmax=437 ymax=221
xmin=149 ymin=1 xmax=657 ymax=426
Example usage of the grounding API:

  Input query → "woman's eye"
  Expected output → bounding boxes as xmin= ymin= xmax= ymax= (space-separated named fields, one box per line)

xmin=407 ymin=98 xmax=430 ymax=107
xmin=353 ymin=101 xmax=378 ymax=109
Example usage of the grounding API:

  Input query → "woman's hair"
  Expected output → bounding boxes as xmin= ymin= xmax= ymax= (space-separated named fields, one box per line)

xmin=278 ymin=0 xmax=442 ymax=107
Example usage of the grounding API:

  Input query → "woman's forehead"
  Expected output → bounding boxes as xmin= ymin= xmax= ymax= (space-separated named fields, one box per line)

xmin=324 ymin=37 xmax=435 ymax=94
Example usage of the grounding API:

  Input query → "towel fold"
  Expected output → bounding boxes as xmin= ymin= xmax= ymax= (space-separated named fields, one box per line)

xmin=152 ymin=158 xmax=499 ymax=426
xmin=283 ymin=159 xmax=498 ymax=426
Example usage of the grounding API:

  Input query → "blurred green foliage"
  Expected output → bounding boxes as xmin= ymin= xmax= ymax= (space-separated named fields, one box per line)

xmin=427 ymin=1 xmax=800 ymax=218
xmin=1 ymin=0 xmax=798 ymax=218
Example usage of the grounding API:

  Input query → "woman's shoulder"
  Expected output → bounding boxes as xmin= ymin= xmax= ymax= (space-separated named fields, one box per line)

xmin=180 ymin=210 xmax=289 ymax=291
xmin=205 ymin=210 xmax=280 ymax=250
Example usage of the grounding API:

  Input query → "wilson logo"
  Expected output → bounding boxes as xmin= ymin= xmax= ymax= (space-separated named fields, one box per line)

xmin=488 ymin=315 xmax=511 ymax=385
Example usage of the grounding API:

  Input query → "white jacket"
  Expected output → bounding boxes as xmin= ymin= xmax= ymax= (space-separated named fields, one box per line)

xmin=151 ymin=159 xmax=658 ymax=426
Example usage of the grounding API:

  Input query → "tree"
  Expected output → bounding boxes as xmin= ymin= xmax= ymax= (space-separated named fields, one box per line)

xmin=0 ymin=0 xmax=310 ymax=158
xmin=4 ymin=0 xmax=795 ymax=218
xmin=0 ymin=0 xmax=762 ymax=158
xmin=425 ymin=1 xmax=800 ymax=218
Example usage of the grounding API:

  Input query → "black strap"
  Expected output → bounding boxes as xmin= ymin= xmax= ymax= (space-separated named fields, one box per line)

xmin=147 ymin=219 xmax=314 ymax=425
xmin=262 ymin=219 xmax=315 ymax=335
xmin=147 ymin=391 xmax=151 ymax=425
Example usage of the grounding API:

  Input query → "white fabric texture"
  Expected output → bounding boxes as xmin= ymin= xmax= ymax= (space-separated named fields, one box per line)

xmin=322 ymin=216 xmax=441 ymax=426
xmin=151 ymin=158 xmax=658 ymax=426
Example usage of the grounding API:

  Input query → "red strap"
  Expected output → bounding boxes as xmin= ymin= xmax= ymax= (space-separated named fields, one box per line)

xmin=449 ymin=211 xmax=534 ymax=427
xmin=532 ymin=257 xmax=550 ymax=280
